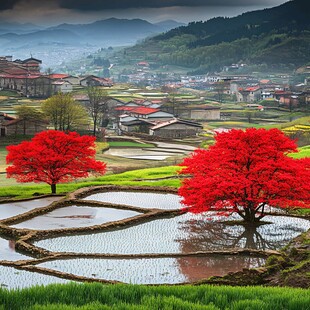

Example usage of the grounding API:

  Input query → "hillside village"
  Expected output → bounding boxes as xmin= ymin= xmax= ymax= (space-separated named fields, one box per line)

xmin=0 ymin=55 xmax=309 ymax=140
xmin=0 ymin=56 xmax=113 ymax=98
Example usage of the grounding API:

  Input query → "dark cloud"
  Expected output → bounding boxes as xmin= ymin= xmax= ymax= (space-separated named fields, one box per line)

xmin=0 ymin=0 xmax=19 ymax=10
xmin=58 ymin=0 xmax=280 ymax=11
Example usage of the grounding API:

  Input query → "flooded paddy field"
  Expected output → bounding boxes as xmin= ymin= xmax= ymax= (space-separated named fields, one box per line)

xmin=12 ymin=205 xmax=141 ymax=230
xmin=0 ymin=265 xmax=69 ymax=289
xmin=0 ymin=197 xmax=62 ymax=220
xmin=0 ymin=188 xmax=309 ymax=289
xmin=38 ymin=255 xmax=265 ymax=285
xmin=83 ymin=191 xmax=182 ymax=210
xmin=35 ymin=213 xmax=309 ymax=254
xmin=104 ymin=141 xmax=196 ymax=161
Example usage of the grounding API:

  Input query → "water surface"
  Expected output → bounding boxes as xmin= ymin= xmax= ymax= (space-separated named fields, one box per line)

xmin=12 ymin=206 xmax=141 ymax=230
xmin=83 ymin=192 xmax=182 ymax=210
xmin=0 ymin=197 xmax=62 ymax=220
xmin=0 ymin=237 xmax=31 ymax=261
xmin=39 ymin=256 xmax=265 ymax=284
xmin=36 ymin=213 xmax=309 ymax=254
xmin=0 ymin=265 xmax=69 ymax=290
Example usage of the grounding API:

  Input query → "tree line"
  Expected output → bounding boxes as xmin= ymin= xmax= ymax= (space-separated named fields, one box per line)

xmin=15 ymin=87 xmax=111 ymax=136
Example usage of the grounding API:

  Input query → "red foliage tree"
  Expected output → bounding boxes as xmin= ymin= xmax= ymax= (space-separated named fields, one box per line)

xmin=179 ymin=128 xmax=310 ymax=223
xmin=6 ymin=130 xmax=106 ymax=194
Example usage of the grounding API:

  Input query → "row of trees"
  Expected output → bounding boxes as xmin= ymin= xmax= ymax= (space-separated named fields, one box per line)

xmin=6 ymin=127 xmax=310 ymax=222
xmin=16 ymin=87 xmax=111 ymax=136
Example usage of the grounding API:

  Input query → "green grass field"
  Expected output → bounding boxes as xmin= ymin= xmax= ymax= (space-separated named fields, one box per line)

xmin=289 ymin=145 xmax=310 ymax=159
xmin=0 ymin=165 xmax=181 ymax=199
xmin=1 ymin=283 xmax=309 ymax=310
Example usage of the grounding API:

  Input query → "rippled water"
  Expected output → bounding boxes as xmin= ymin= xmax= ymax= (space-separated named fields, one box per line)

xmin=12 ymin=206 xmax=141 ymax=230
xmin=0 ymin=197 xmax=62 ymax=220
xmin=39 ymin=256 xmax=265 ymax=284
xmin=83 ymin=191 xmax=183 ymax=209
xmin=35 ymin=213 xmax=310 ymax=254
xmin=104 ymin=142 xmax=195 ymax=161
xmin=0 ymin=237 xmax=31 ymax=261
xmin=0 ymin=265 xmax=69 ymax=290
xmin=1 ymin=191 xmax=309 ymax=288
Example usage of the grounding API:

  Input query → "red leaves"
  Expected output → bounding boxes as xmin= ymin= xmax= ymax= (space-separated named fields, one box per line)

xmin=178 ymin=128 xmax=310 ymax=222
xmin=6 ymin=130 xmax=106 ymax=191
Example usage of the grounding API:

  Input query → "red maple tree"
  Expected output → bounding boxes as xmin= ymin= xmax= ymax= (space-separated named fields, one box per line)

xmin=6 ymin=130 xmax=106 ymax=194
xmin=178 ymin=128 xmax=310 ymax=223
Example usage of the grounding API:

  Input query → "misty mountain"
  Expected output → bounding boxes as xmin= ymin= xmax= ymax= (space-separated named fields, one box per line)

xmin=0 ymin=29 xmax=82 ymax=47
xmin=0 ymin=17 xmax=184 ymax=68
xmin=0 ymin=18 xmax=184 ymax=51
xmin=126 ymin=0 xmax=310 ymax=73
xmin=0 ymin=22 xmax=43 ymax=35
xmin=48 ymin=18 xmax=184 ymax=45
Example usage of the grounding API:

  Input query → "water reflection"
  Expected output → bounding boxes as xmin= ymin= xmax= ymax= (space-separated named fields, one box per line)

xmin=104 ymin=141 xmax=195 ymax=161
xmin=177 ymin=255 xmax=265 ymax=282
xmin=0 ymin=236 xmax=31 ymax=261
xmin=39 ymin=256 xmax=265 ymax=284
xmin=0 ymin=197 xmax=62 ymax=220
xmin=12 ymin=205 xmax=141 ymax=230
xmin=178 ymin=215 xmax=309 ymax=251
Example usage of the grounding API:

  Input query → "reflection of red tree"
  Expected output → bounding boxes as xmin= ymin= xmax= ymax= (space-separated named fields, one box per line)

xmin=177 ymin=219 xmax=282 ymax=252
xmin=8 ymin=240 xmax=15 ymax=250
xmin=177 ymin=255 xmax=264 ymax=282
xmin=175 ymin=219 xmax=276 ymax=282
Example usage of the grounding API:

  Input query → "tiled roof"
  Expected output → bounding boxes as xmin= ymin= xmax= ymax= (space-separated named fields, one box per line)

xmin=151 ymin=118 xmax=202 ymax=130
xmin=52 ymin=80 xmax=71 ymax=85
xmin=49 ymin=74 xmax=70 ymax=79
xmin=0 ymin=74 xmax=41 ymax=79
xmin=245 ymin=86 xmax=260 ymax=92
xmin=115 ymin=106 xmax=136 ymax=111
xmin=130 ymin=107 xmax=159 ymax=115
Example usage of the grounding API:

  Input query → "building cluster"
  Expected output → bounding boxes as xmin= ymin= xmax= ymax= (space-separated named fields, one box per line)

xmin=0 ymin=56 xmax=113 ymax=98
xmin=120 ymin=61 xmax=309 ymax=107
xmin=112 ymin=99 xmax=206 ymax=139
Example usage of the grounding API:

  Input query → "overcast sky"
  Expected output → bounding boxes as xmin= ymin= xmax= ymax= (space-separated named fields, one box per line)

xmin=0 ymin=0 xmax=289 ymax=26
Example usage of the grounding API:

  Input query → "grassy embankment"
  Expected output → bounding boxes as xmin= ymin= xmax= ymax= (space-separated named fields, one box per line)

xmin=0 ymin=165 xmax=181 ymax=199
xmin=0 ymin=140 xmax=309 ymax=199
xmin=0 ymin=282 xmax=309 ymax=310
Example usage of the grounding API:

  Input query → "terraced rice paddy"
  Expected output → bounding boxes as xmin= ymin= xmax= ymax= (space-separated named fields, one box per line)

xmin=0 ymin=188 xmax=309 ymax=289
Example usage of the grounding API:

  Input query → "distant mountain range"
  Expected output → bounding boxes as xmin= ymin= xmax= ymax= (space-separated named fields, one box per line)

xmin=0 ymin=18 xmax=185 ymax=47
xmin=124 ymin=0 xmax=310 ymax=73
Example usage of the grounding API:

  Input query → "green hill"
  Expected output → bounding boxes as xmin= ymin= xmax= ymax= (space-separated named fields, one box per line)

xmin=121 ymin=0 xmax=310 ymax=73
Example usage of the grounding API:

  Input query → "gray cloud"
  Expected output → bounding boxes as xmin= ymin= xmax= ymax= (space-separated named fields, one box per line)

xmin=0 ymin=0 xmax=286 ymax=12
xmin=0 ymin=0 xmax=19 ymax=10
xmin=58 ymin=0 xmax=283 ymax=11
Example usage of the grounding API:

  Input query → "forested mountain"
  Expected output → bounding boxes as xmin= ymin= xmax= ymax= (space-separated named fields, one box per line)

xmin=0 ymin=18 xmax=184 ymax=53
xmin=124 ymin=0 xmax=310 ymax=73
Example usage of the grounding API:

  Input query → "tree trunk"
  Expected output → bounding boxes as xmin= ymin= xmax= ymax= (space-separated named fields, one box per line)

xmin=244 ymin=208 xmax=259 ymax=223
xmin=51 ymin=184 xmax=56 ymax=194
xmin=93 ymin=115 xmax=97 ymax=136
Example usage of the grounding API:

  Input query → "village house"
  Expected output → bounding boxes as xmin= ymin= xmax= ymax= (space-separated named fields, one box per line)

xmin=188 ymin=105 xmax=221 ymax=121
xmin=0 ymin=112 xmax=15 ymax=136
xmin=2 ymin=118 xmax=48 ymax=136
xmin=127 ymin=106 xmax=174 ymax=121
xmin=118 ymin=115 xmax=154 ymax=133
xmin=80 ymin=75 xmax=113 ymax=87
xmin=274 ymin=90 xmax=299 ymax=109
xmin=236 ymin=86 xmax=262 ymax=102
xmin=149 ymin=118 xmax=203 ymax=139
xmin=47 ymin=74 xmax=80 ymax=86
xmin=51 ymin=80 xmax=73 ymax=93
xmin=0 ymin=112 xmax=48 ymax=136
